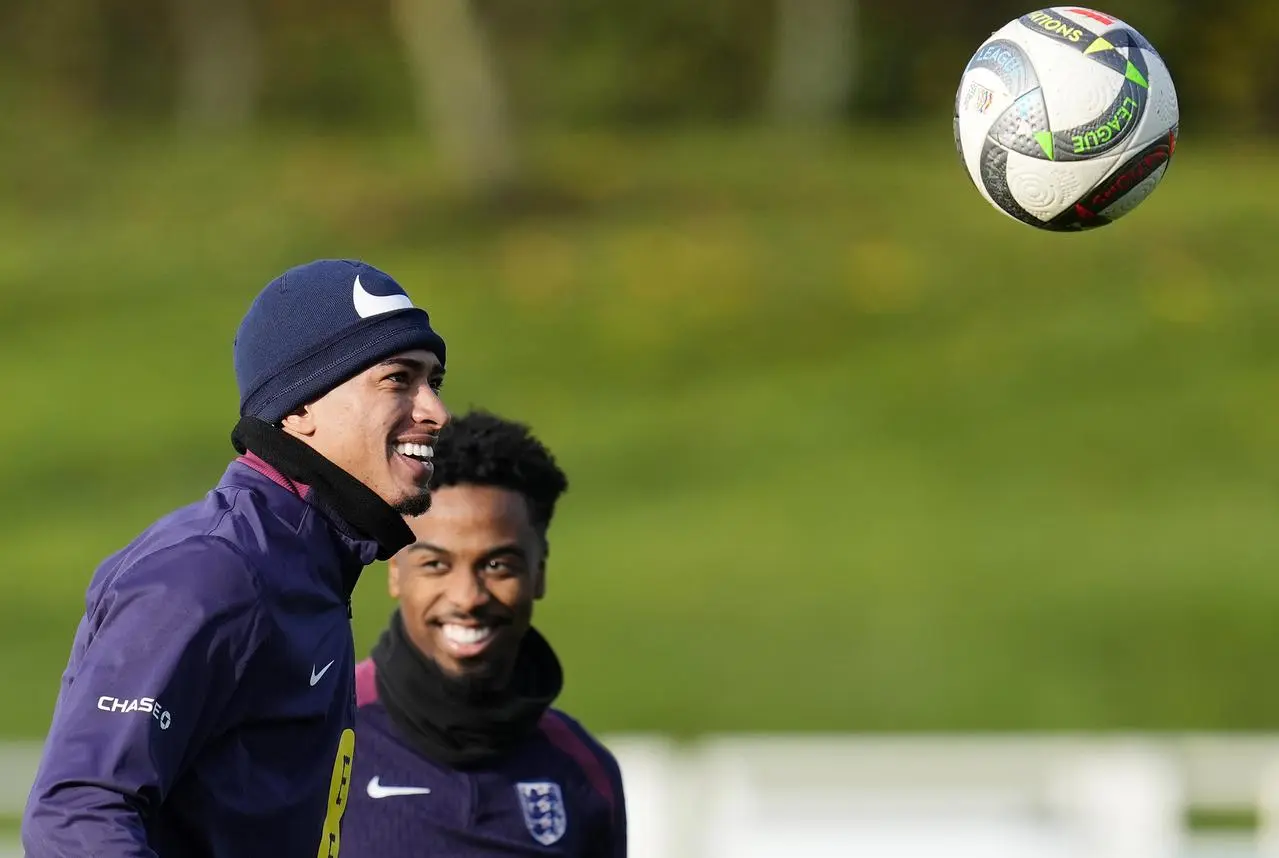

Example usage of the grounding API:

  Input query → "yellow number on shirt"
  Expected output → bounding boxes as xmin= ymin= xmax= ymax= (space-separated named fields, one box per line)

xmin=317 ymin=728 xmax=356 ymax=858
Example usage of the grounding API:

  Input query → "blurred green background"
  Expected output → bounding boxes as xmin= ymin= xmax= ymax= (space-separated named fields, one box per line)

xmin=1 ymin=0 xmax=1276 ymax=743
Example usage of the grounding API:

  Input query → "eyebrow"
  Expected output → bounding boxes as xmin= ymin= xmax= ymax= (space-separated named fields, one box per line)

xmin=482 ymin=543 xmax=528 ymax=561
xmin=378 ymin=357 xmax=445 ymax=378
xmin=404 ymin=541 xmax=527 ymax=560
xmin=405 ymin=541 xmax=449 ymax=554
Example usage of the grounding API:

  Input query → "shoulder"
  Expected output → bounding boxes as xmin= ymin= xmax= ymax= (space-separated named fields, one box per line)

xmin=145 ymin=460 xmax=315 ymax=577
xmin=538 ymin=708 xmax=617 ymax=762
xmin=94 ymin=470 xmax=289 ymax=601
xmin=76 ymin=533 xmax=270 ymax=677
xmin=90 ymin=530 xmax=264 ymax=624
xmin=537 ymin=708 xmax=624 ymax=810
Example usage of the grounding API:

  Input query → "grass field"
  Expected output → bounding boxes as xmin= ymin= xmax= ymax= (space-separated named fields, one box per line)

xmin=2 ymin=123 xmax=1278 ymax=740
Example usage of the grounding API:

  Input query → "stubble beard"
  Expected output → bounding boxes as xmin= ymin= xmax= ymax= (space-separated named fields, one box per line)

xmin=393 ymin=489 xmax=433 ymax=517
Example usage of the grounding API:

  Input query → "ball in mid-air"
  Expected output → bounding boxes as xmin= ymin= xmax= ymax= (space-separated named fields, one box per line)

xmin=953 ymin=7 xmax=1179 ymax=231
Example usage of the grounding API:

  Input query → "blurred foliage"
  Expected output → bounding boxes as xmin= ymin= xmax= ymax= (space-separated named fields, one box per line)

xmin=0 ymin=126 xmax=1277 ymax=736
xmin=0 ymin=0 xmax=1273 ymax=131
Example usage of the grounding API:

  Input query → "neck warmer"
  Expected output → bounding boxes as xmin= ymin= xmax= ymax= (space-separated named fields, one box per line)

xmin=231 ymin=415 xmax=416 ymax=584
xmin=371 ymin=610 xmax=564 ymax=767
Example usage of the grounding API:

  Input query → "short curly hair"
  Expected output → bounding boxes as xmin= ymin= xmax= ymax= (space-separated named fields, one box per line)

xmin=428 ymin=409 xmax=569 ymax=535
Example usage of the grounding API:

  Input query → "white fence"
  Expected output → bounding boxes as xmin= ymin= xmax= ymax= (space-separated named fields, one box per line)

xmin=9 ymin=734 xmax=1279 ymax=857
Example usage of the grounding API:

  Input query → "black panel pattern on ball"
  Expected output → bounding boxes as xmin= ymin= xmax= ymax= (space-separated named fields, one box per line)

xmin=978 ymin=138 xmax=1050 ymax=229
xmin=1049 ymin=39 xmax=1150 ymax=162
xmin=1017 ymin=9 xmax=1101 ymax=51
xmin=1013 ymin=13 xmax=1155 ymax=164
xmin=1046 ymin=126 xmax=1177 ymax=230
xmin=1106 ymin=26 xmax=1155 ymax=53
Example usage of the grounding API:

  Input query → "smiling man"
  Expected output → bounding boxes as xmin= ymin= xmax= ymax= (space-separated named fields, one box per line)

xmin=343 ymin=410 xmax=626 ymax=858
xmin=23 ymin=259 xmax=449 ymax=858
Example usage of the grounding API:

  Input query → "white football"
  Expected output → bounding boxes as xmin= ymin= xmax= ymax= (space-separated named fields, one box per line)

xmin=953 ymin=7 xmax=1179 ymax=230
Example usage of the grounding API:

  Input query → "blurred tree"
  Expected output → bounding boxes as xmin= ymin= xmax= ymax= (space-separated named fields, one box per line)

xmin=172 ymin=0 xmax=261 ymax=131
xmin=491 ymin=0 xmax=771 ymax=124
xmin=765 ymin=0 xmax=856 ymax=124
xmin=257 ymin=0 xmax=412 ymax=127
xmin=390 ymin=0 xmax=519 ymax=200
xmin=0 ymin=0 xmax=1258 ymax=138
xmin=1167 ymin=0 xmax=1279 ymax=133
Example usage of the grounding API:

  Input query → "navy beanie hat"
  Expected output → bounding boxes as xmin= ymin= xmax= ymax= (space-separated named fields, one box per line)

xmin=234 ymin=259 xmax=447 ymax=423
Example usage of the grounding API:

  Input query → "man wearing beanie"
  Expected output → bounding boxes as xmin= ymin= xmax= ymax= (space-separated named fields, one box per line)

xmin=22 ymin=259 xmax=450 ymax=858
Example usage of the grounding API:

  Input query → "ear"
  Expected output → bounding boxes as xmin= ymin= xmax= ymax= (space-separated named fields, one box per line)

xmin=279 ymin=403 xmax=317 ymax=438
xmin=387 ymin=558 xmax=402 ymax=599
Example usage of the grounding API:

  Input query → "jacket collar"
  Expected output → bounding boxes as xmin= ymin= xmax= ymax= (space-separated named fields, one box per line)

xmin=236 ymin=450 xmax=310 ymax=499
xmin=230 ymin=416 xmax=415 ymax=595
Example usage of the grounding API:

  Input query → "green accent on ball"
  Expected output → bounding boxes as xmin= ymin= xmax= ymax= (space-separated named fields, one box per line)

xmin=1125 ymin=61 xmax=1149 ymax=88
xmin=1034 ymin=131 xmax=1054 ymax=160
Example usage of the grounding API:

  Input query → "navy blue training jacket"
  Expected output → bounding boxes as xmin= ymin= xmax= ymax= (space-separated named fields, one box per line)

xmin=23 ymin=453 xmax=375 ymax=858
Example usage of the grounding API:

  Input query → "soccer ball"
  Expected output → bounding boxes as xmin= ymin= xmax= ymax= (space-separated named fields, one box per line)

xmin=953 ymin=7 xmax=1178 ymax=231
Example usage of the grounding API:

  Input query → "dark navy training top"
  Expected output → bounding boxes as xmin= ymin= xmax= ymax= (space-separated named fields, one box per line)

xmin=23 ymin=454 xmax=374 ymax=858
xmin=342 ymin=659 xmax=627 ymax=857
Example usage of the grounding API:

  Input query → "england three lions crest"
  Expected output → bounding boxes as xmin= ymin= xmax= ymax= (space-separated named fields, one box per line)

xmin=516 ymin=781 xmax=568 ymax=846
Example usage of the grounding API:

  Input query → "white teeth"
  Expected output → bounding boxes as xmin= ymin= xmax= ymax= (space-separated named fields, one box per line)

xmin=442 ymin=624 xmax=494 ymax=647
xmin=394 ymin=443 xmax=434 ymax=461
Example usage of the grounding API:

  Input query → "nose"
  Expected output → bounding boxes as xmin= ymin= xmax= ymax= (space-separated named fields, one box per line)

xmin=412 ymin=382 xmax=451 ymax=428
xmin=444 ymin=569 xmax=491 ymax=614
